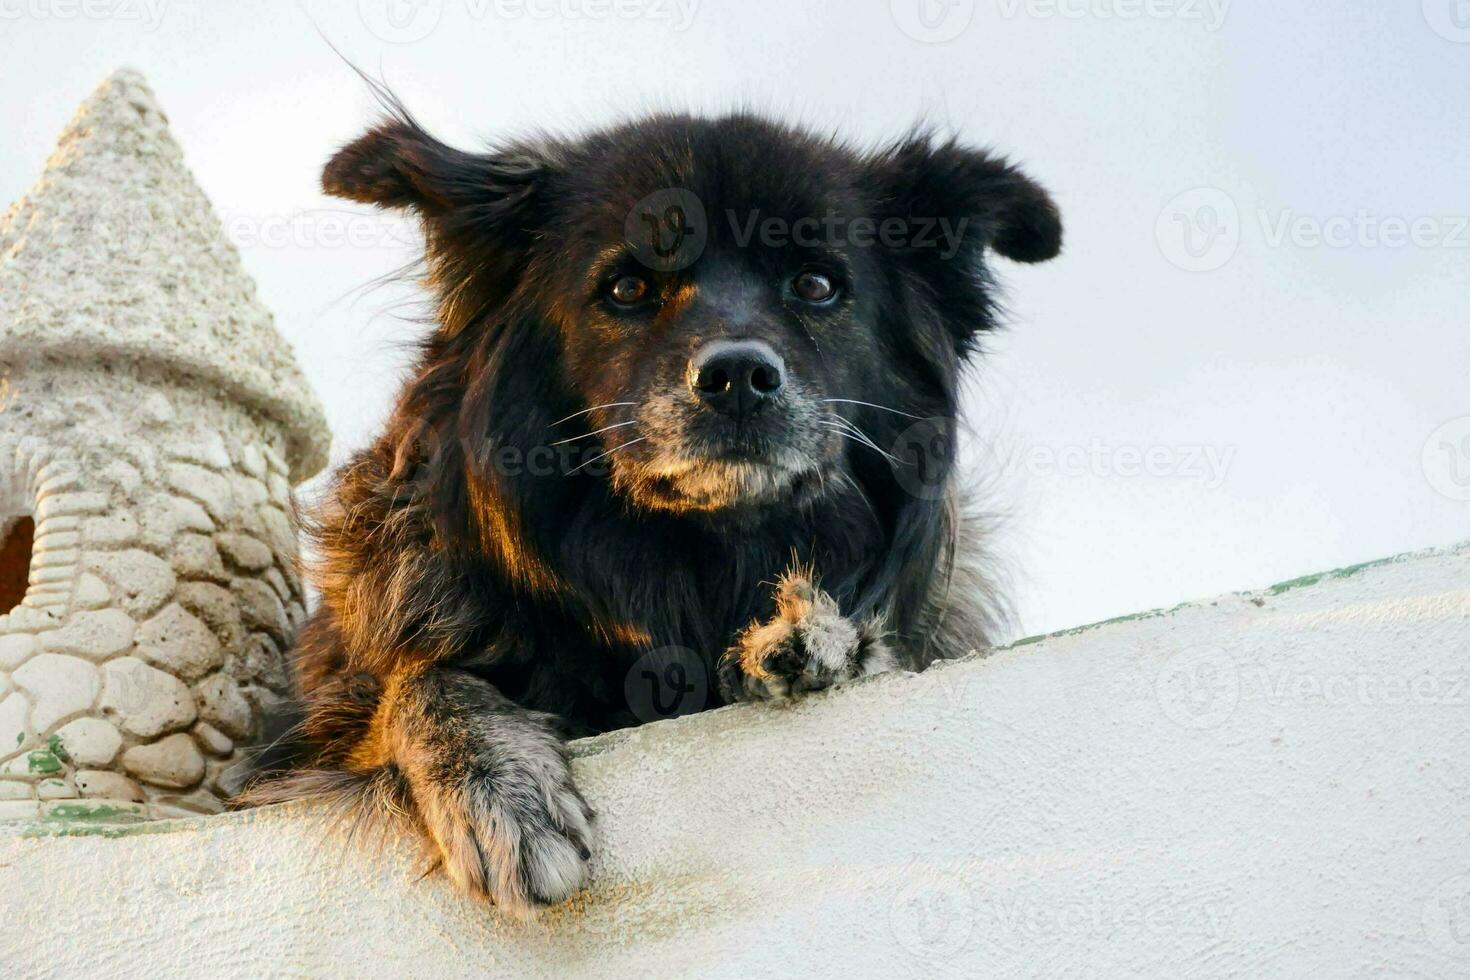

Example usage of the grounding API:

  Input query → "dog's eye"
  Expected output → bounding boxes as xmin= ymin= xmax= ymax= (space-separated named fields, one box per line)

xmin=608 ymin=275 xmax=650 ymax=307
xmin=792 ymin=271 xmax=837 ymax=304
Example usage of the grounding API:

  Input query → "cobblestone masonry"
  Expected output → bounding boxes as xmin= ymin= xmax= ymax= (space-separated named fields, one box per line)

xmin=0 ymin=70 xmax=328 ymax=820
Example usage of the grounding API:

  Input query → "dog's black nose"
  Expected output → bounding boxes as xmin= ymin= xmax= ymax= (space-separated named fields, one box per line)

xmin=688 ymin=340 xmax=786 ymax=418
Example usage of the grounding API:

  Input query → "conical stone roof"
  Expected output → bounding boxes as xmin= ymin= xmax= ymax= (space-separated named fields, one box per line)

xmin=0 ymin=69 xmax=329 ymax=482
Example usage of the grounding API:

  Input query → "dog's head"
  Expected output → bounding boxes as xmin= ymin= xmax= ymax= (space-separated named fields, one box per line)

xmin=325 ymin=111 xmax=1060 ymax=516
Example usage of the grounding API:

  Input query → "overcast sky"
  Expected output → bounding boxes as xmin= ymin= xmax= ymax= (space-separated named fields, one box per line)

xmin=1 ymin=0 xmax=1466 ymax=637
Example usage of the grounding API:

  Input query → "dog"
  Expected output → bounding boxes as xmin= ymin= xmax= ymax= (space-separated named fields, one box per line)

xmin=244 ymin=100 xmax=1062 ymax=913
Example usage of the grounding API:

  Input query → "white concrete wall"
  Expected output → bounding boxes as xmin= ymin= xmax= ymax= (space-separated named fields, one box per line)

xmin=3 ymin=545 xmax=1468 ymax=979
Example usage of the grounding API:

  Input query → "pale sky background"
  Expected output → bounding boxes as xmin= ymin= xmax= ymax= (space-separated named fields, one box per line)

xmin=1 ymin=0 xmax=1466 ymax=638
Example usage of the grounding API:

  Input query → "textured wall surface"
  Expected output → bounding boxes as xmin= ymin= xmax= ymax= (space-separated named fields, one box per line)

xmin=3 ymin=545 xmax=1467 ymax=979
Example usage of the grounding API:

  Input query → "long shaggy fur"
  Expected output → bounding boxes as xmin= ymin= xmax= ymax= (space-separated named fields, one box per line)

xmin=241 ymin=95 xmax=1061 ymax=912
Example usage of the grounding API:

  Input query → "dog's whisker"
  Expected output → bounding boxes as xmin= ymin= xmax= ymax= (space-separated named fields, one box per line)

xmin=820 ymin=398 xmax=923 ymax=420
xmin=816 ymin=422 xmax=901 ymax=465
xmin=820 ymin=413 xmax=890 ymax=454
xmin=548 ymin=402 xmax=637 ymax=427
xmin=823 ymin=413 xmax=900 ymax=462
xmin=548 ymin=420 xmax=637 ymax=447
xmin=819 ymin=416 xmax=901 ymax=464
xmin=820 ymin=411 xmax=864 ymax=433
xmin=817 ymin=423 xmax=875 ymax=453
xmin=567 ymin=436 xmax=646 ymax=474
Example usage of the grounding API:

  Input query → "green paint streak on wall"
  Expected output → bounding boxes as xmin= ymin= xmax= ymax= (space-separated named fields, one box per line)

xmin=1267 ymin=573 xmax=1323 ymax=596
xmin=1007 ymin=603 xmax=1188 ymax=649
xmin=1008 ymin=547 xmax=1449 ymax=647
xmin=1332 ymin=556 xmax=1401 ymax=579
xmin=16 ymin=802 xmax=159 ymax=839
xmin=20 ymin=822 xmax=163 ymax=840
xmin=26 ymin=749 xmax=62 ymax=774
xmin=46 ymin=733 xmax=70 ymax=763
xmin=41 ymin=803 xmax=143 ymax=823
xmin=1267 ymin=554 xmax=1407 ymax=595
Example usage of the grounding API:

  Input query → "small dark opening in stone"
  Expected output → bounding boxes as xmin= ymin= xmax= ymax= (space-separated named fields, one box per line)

xmin=0 ymin=516 xmax=35 ymax=613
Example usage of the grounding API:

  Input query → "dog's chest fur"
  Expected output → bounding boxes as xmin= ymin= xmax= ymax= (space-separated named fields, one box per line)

xmin=468 ymin=486 xmax=886 ymax=732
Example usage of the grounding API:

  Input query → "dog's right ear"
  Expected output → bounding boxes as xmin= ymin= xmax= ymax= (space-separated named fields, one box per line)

xmin=322 ymin=119 xmax=551 ymax=222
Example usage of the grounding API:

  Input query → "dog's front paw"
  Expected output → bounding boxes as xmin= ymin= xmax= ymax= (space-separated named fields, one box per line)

xmin=722 ymin=572 xmax=894 ymax=702
xmin=411 ymin=710 xmax=593 ymax=913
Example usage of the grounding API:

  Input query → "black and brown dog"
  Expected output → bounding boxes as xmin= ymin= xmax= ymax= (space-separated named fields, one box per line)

xmin=246 ymin=98 xmax=1061 ymax=912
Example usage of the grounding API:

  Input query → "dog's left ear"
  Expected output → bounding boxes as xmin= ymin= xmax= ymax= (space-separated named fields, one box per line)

xmin=863 ymin=136 xmax=1062 ymax=264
